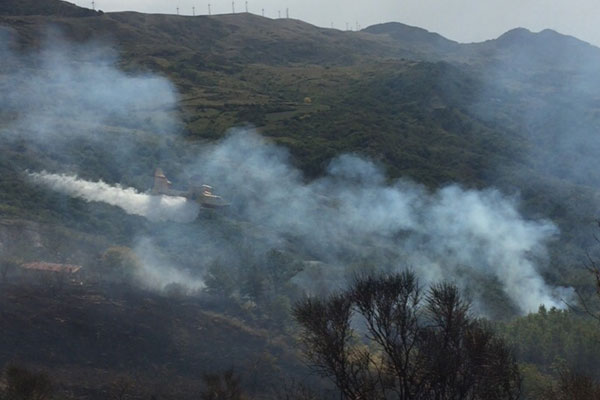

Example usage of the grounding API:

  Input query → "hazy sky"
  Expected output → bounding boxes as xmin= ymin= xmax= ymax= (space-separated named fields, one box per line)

xmin=73 ymin=0 xmax=600 ymax=46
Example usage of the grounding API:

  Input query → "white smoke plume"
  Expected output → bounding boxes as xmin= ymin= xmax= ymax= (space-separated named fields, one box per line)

xmin=27 ymin=131 xmax=571 ymax=313
xmin=28 ymin=171 xmax=199 ymax=223
xmin=2 ymin=32 xmax=574 ymax=313
xmin=471 ymin=29 xmax=600 ymax=189
xmin=187 ymin=130 xmax=572 ymax=314
xmin=133 ymin=238 xmax=205 ymax=292
xmin=0 ymin=30 xmax=179 ymax=170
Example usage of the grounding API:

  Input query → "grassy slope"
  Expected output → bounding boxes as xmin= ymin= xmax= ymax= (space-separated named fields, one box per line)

xmin=0 ymin=282 xmax=301 ymax=399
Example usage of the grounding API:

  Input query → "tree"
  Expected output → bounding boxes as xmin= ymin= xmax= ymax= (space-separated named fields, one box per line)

xmin=0 ymin=259 xmax=18 ymax=283
xmin=541 ymin=367 xmax=600 ymax=400
xmin=200 ymin=368 xmax=247 ymax=400
xmin=293 ymin=271 xmax=521 ymax=400
xmin=577 ymin=219 xmax=600 ymax=323
xmin=100 ymin=246 xmax=142 ymax=282
xmin=109 ymin=375 xmax=136 ymax=400
xmin=274 ymin=378 xmax=323 ymax=400
xmin=3 ymin=365 xmax=53 ymax=400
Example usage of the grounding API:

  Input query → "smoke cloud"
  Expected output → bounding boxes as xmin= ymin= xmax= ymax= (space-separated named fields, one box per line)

xmin=0 ymin=30 xmax=179 ymax=173
xmin=188 ymin=130 xmax=570 ymax=314
xmin=471 ymin=29 xmax=600 ymax=189
xmin=3 ymin=32 xmax=573 ymax=314
xmin=28 ymin=171 xmax=199 ymax=223
xmin=28 ymin=129 xmax=571 ymax=313
xmin=133 ymin=238 xmax=206 ymax=292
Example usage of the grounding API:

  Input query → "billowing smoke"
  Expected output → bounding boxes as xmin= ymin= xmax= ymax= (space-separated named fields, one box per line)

xmin=3 ymin=32 xmax=573 ymax=314
xmin=0 ymin=30 xmax=179 ymax=171
xmin=185 ymin=130 xmax=571 ymax=314
xmin=0 ymin=31 xmax=201 ymax=292
xmin=133 ymin=238 xmax=205 ymax=292
xmin=471 ymin=29 xmax=600 ymax=188
xmin=28 ymin=129 xmax=571 ymax=313
xmin=28 ymin=171 xmax=199 ymax=223
xmin=464 ymin=29 xmax=600 ymax=268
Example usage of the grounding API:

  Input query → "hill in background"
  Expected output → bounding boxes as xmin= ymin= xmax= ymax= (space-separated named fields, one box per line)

xmin=0 ymin=0 xmax=99 ymax=17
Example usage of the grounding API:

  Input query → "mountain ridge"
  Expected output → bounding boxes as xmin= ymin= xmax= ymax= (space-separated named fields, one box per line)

xmin=3 ymin=1 xmax=599 ymax=67
xmin=0 ymin=0 xmax=99 ymax=17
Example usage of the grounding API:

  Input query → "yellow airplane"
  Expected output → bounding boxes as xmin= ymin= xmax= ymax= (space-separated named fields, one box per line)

xmin=151 ymin=168 xmax=229 ymax=208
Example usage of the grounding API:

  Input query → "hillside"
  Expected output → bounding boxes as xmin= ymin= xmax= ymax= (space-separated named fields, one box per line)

xmin=2 ymin=3 xmax=600 ymax=398
xmin=0 ymin=0 xmax=99 ymax=17
xmin=0 ymin=281 xmax=303 ymax=398
xmin=1 ymin=0 xmax=598 ymax=307
xmin=363 ymin=22 xmax=460 ymax=57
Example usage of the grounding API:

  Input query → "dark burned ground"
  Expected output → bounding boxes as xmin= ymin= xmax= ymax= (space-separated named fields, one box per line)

xmin=0 ymin=281 xmax=303 ymax=398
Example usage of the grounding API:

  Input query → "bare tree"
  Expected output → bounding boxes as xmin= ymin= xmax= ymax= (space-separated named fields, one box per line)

xmin=293 ymin=293 xmax=380 ymax=399
xmin=0 ymin=259 xmax=15 ymax=283
xmin=274 ymin=378 xmax=323 ymax=400
xmin=293 ymin=272 xmax=521 ymax=400
xmin=110 ymin=375 xmax=136 ymax=400
xmin=572 ymin=220 xmax=600 ymax=323
xmin=200 ymin=368 xmax=247 ymax=400
xmin=349 ymin=271 xmax=425 ymax=399
xmin=4 ymin=364 xmax=53 ymax=400
xmin=420 ymin=283 xmax=521 ymax=400
xmin=540 ymin=367 xmax=600 ymax=400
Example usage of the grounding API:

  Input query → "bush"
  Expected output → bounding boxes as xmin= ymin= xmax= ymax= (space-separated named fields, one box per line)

xmin=100 ymin=246 xmax=142 ymax=282
xmin=200 ymin=368 xmax=246 ymax=400
xmin=3 ymin=365 xmax=53 ymax=400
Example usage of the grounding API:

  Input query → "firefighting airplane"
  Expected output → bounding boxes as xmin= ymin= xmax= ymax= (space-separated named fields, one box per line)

xmin=151 ymin=168 xmax=229 ymax=208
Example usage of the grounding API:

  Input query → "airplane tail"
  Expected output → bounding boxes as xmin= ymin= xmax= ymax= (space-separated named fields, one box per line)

xmin=152 ymin=168 xmax=172 ymax=195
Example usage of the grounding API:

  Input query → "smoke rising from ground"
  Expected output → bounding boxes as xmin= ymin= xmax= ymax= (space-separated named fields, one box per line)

xmin=0 ymin=31 xmax=179 ymax=169
xmin=133 ymin=238 xmax=205 ymax=292
xmin=29 ymin=171 xmax=199 ymax=223
xmin=28 ymin=129 xmax=571 ymax=313
xmin=3 ymin=32 xmax=574 ymax=314
xmin=188 ymin=131 xmax=570 ymax=313
xmin=0 ymin=32 xmax=201 ymax=295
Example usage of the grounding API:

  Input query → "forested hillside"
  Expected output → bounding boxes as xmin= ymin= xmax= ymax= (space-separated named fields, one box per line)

xmin=1 ymin=1 xmax=600 ymax=398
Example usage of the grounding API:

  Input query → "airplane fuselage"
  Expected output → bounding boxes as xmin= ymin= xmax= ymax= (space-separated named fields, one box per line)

xmin=152 ymin=168 xmax=229 ymax=208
